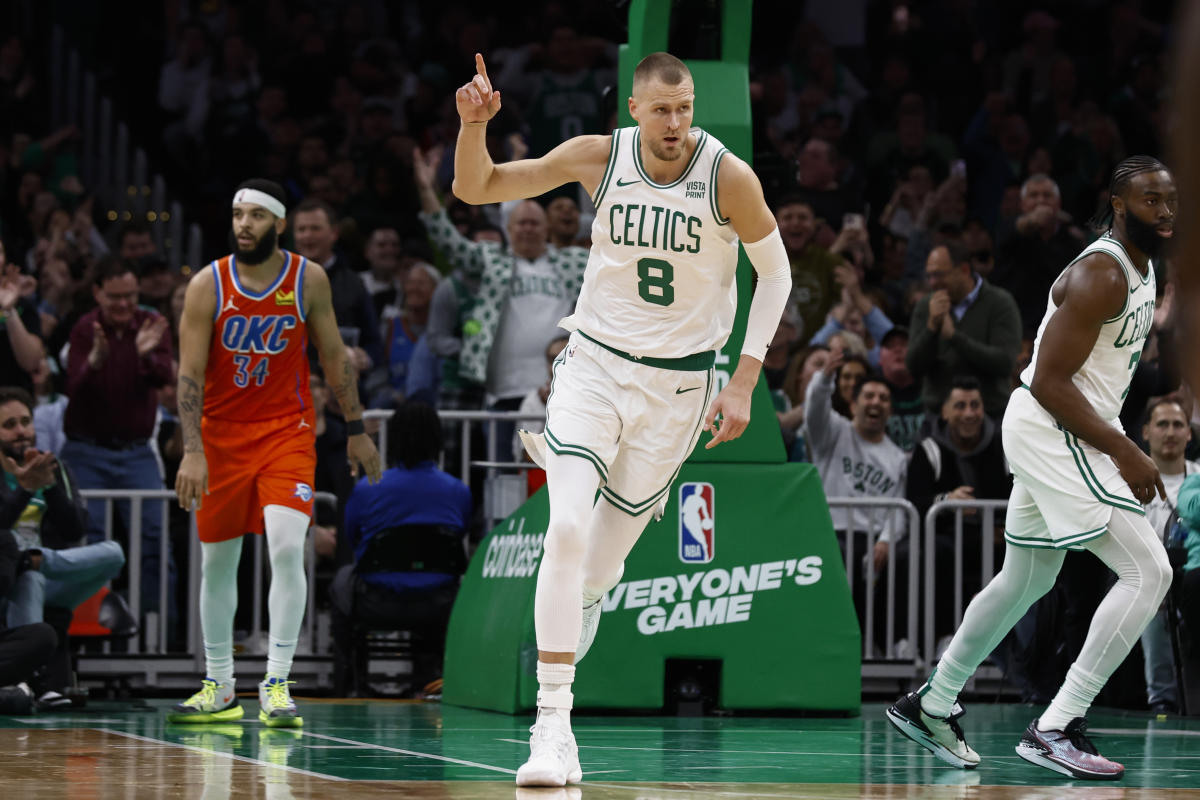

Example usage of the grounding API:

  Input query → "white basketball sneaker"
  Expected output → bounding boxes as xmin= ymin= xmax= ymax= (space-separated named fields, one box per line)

xmin=516 ymin=710 xmax=582 ymax=787
xmin=574 ymin=599 xmax=602 ymax=665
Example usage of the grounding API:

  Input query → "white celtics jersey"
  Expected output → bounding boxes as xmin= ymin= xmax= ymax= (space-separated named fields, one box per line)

xmin=558 ymin=125 xmax=740 ymax=358
xmin=1019 ymin=233 xmax=1156 ymax=422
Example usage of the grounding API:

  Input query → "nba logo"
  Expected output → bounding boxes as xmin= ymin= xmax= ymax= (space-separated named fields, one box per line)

xmin=679 ymin=482 xmax=715 ymax=563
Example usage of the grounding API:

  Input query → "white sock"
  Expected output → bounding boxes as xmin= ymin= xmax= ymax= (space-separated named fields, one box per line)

xmin=1040 ymin=663 xmax=1106 ymax=731
xmin=264 ymin=504 xmax=311 ymax=680
xmin=537 ymin=661 xmax=575 ymax=723
xmin=200 ymin=538 xmax=243 ymax=683
xmin=919 ymin=654 xmax=972 ymax=719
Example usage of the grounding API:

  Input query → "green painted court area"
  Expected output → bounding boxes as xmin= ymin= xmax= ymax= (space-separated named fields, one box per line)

xmin=2 ymin=699 xmax=1199 ymax=795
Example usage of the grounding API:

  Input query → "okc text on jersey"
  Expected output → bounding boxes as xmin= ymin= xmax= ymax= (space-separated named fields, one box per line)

xmin=220 ymin=314 xmax=297 ymax=354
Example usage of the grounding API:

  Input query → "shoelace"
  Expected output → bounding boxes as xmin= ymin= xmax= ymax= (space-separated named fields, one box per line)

xmin=188 ymin=679 xmax=219 ymax=708
xmin=1063 ymin=719 xmax=1100 ymax=755
xmin=264 ymin=680 xmax=295 ymax=709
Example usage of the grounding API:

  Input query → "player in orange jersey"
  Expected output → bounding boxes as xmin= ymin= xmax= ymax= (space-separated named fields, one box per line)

xmin=168 ymin=179 xmax=381 ymax=727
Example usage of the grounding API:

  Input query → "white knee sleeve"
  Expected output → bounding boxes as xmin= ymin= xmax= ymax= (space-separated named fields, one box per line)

xmin=535 ymin=454 xmax=601 ymax=653
xmin=200 ymin=537 xmax=244 ymax=682
xmin=264 ymin=504 xmax=310 ymax=679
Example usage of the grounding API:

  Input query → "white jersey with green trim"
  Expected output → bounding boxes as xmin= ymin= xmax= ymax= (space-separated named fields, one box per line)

xmin=558 ymin=125 xmax=740 ymax=359
xmin=1018 ymin=233 xmax=1156 ymax=424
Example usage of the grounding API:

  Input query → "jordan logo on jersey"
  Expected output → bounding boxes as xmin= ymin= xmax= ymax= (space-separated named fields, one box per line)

xmin=679 ymin=482 xmax=715 ymax=563
xmin=220 ymin=314 xmax=297 ymax=355
xmin=223 ymin=297 xmax=239 ymax=314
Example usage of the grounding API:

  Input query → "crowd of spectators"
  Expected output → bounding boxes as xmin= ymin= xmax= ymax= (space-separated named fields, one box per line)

xmin=0 ymin=1 xmax=1193 ymax=703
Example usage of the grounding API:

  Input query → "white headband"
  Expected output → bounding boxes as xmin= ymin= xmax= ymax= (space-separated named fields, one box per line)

xmin=232 ymin=188 xmax=286 ymax=219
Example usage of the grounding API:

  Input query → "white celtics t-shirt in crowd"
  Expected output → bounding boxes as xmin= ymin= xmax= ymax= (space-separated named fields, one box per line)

xmin=1145 ymin=461 xmax=1200 ymax=537
xmin=487 ymin=254 xmax=574 ymax=400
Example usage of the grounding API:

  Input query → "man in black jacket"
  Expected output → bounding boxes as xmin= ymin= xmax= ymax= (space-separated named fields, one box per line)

xmin=0 ymin=387 xmax=125 ymax=702
xmin=905 ymin=376 xmax=1011 ymax=645
xmin=0 ymin=531 xmax=56 ymax=707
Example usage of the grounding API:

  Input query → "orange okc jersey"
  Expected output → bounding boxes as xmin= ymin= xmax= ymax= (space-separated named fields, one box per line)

xmin=205 ymin=251 xmax=312 ymax=421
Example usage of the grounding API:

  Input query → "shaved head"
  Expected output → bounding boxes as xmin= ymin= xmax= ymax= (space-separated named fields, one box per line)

xmin=633 ymin=52 xmax=691 ymax=90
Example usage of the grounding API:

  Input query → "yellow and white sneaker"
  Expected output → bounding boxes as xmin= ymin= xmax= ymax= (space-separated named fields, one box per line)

xmin=258 ymin=677 xmax=303 ymax=728
xmin=167 ymin=678 xmax=243 ymax=723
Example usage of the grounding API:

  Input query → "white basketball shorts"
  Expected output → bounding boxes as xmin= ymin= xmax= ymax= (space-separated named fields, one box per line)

xmin=1001 ymin=386 xmax=1143 ymax=550
xmin=520 ymin=330 xmax=715 ymax=519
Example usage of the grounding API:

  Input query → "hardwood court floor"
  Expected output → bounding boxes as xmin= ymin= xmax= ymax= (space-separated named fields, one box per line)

xmin=0 ymin=699 xmax=1197 ymax=798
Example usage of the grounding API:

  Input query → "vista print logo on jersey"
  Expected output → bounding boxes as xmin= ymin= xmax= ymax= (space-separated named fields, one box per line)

xmin=679 ymin=482 xmax=715 ymax=563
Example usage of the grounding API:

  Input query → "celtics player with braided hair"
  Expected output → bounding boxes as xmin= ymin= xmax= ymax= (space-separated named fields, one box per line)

xmin=452 ymin=52 xmax=791 ymax=786
xmin=888 ymin=156 xmax=1177 ymax=780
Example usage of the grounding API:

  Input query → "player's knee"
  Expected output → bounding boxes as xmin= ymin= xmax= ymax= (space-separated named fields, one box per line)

xmin=583 ymin=562 xmax=624 ymax=596
xmin=270 ymin=537 xmax=305 ymax=570
xmin=544 ymin=518 xmax=587 ymax=565
xmin=1147 ymin=548 xmax=1174 ymax=604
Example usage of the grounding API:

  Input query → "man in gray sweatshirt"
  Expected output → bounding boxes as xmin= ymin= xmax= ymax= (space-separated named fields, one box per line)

xmin=805 ymin=353 xmax=909 ymax=649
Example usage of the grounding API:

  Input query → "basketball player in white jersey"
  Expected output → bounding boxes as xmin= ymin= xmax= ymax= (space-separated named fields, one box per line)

xmin=453 ymin=52 xmax=790 ymax=786
xmin=888 ymin=156 xmax=1176 ymax=780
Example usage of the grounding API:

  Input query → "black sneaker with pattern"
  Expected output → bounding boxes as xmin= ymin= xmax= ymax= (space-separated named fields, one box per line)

xmin=886 ymin=691 xmax=980 ymax=769
xmin=1015 ymin=717 xmax=1124 ymax=780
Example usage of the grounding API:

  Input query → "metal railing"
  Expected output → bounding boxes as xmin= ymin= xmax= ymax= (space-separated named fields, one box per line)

xmin=923 ymin=499 xmax=1009 ymax=667
xmin=76 ymin=489 xmax=335 ymax=668
xmin=825 ymin=497 xmax=921 ymax=674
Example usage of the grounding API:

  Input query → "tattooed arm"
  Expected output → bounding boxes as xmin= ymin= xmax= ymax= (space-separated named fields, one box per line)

xmin=305 ymin=262 xmax=383 ymax=483
xmin=174 ymin=268 xmax=216 ymax=510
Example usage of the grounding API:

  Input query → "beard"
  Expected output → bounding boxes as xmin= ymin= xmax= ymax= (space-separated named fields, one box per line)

xmin=1123 ymin=212 xmax=1170 ymax=260
xmin=2 ymin=441 xmax=29 ymax=462
xmin=647 ymin=137 xmax=684 ymax=162
xmin=229 ymin=226 xmax=278 ymax=265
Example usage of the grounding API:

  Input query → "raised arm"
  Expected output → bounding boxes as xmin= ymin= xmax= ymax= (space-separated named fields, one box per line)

xmin=1030 ymin=254 xmax=1164 ymax=503
xmin=174 ymin=268 xmax=216 ymax=510
xmin=451 ymin=53 xmax=608 ymax=204
xmin=304 ymin=262 xmax=382 ymax=484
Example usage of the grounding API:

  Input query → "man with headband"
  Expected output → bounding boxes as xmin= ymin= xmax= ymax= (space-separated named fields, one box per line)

xmin=168 ymin=179 xmax=381 ymax=727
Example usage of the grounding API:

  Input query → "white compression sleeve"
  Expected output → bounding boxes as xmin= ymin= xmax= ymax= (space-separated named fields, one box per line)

xmin=739 ymin=227 xmax=792 ymax=362
xmin=201 ymin=537 xmax=244 ymax=683
xmin=264 ymin=504 xmax=311 ymax=679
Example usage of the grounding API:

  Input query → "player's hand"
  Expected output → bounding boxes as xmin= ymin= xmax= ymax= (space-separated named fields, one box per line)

xmin=455 ymin=53 xmax=502 ymax=124
xmin=347 ymin=431 xmax=383 ymax=484
xmin=704 ymin=382 xmax=752 ymax=449
xmin=175 ymin=451 xmax=208 ymax=510
xmin=0 ymin=449 xmax=57 ymax=491
xmin=1115 ymin=441 xmax=1166 ymax=505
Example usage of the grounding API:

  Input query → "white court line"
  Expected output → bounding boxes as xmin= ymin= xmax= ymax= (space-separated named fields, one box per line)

xmin=298 ymin=730 xmax=517 ymax=775
xmin=95 ymin=728 xmax=350 ymax=782
xmin=496 ymin=738 xmax=916 ymax=758
xmin=1090 ymin=727 xmax=1200 ymax=737
xmin=582 ymin=782 xmax=850 ymax=799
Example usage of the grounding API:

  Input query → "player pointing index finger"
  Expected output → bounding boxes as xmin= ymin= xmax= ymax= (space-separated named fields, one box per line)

xmin=448 ymin=51 xmax=792 ymax=787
